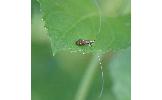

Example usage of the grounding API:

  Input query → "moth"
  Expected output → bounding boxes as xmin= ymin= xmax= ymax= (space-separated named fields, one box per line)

xmin=76 ymin=39 xmax=95 ymax=47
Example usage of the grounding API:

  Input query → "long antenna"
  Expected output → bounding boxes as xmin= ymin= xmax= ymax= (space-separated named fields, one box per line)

xmin=99 ymin=65 xmax=104 ymax=98
xmin=97 ymin=55 xmax=104 ymax=98
xmin=94 ymin=0 xmax=104 ymax=97
xmin=94 ymin=0 xmax=102 ymax=34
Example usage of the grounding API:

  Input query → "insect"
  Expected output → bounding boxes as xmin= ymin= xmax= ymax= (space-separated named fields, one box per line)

xmin=76 ymin=39 xmax=95 ymax=47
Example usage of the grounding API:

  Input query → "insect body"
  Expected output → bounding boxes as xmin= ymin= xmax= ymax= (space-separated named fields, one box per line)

xmin=76 ymin=39 xmax=95 ymax=47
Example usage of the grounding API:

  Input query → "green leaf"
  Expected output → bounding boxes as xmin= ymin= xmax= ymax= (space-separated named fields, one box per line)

xmin=38 ymin=0 xmax=131 ymax=55
xmin=109 ymin=47 xmax=131 ymax=100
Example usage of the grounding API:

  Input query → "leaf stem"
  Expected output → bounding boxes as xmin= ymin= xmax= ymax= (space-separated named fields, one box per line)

xmin=74 ymin=53 xmax=102 ymax=100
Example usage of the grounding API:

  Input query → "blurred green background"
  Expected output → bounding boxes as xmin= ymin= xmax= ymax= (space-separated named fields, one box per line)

xmin=31 ymin=0 xmax=131 ymax=100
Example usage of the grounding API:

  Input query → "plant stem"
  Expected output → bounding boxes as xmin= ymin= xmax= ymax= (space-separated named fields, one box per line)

xmin=75 ymin=53 xmax=102 ymax=100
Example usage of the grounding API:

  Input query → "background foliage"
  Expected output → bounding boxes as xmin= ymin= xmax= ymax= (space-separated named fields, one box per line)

xmin=32 ymin=0 xmax=131 ymax=100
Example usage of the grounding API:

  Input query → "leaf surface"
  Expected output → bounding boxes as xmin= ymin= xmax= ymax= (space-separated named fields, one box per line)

xmin=39 ymin=0 xmax=131 ymax=55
